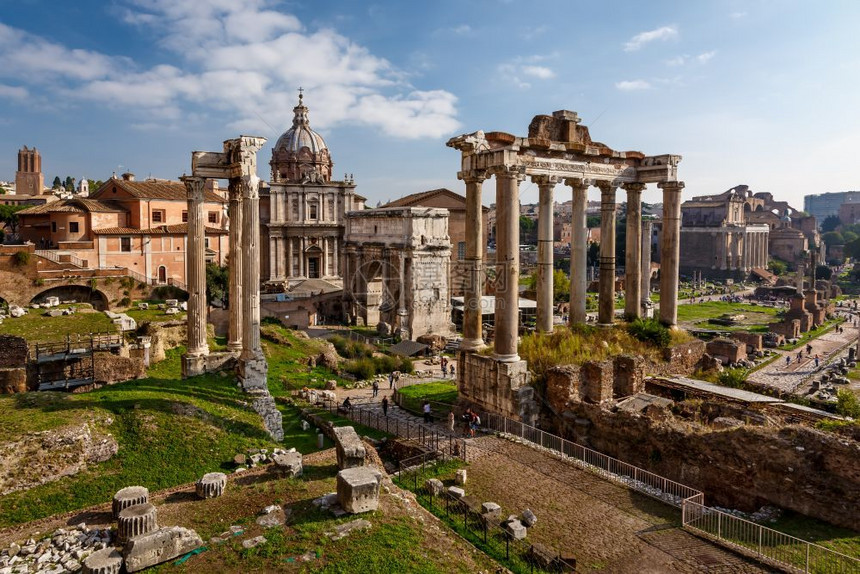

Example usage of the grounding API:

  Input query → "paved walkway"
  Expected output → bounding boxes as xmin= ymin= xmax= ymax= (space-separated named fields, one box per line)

xmin=747 ymin=307 xmax=860 ymax=394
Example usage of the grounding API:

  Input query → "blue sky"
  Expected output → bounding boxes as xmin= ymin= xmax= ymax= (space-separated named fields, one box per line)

xmin=1 ymin=0 xmax=858 ymax=209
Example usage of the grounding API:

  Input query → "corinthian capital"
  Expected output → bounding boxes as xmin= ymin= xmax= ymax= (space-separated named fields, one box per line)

xmin=459 ymin=169 xmax=488 ymax=184
xmin=487 ymin=165 xmax=526 ymax=181
xmin=622 ymin=182 xmax=647 ymax=194
xmin=658 ymin=180 xmax=685 ymax=192
xmin=563 ymin=177 xmax=594 ymax=192
xmin=531 ymin=174 xmax=560 ymax=187
xmin=181 ymin=176 xmax=206 ymax=201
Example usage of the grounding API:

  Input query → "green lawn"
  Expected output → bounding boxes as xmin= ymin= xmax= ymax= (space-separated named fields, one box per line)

xmin=124 ymin=300 xmax=187 ymax=323
xmin=0 ymin=305 xmax=116 ymax=343
xmin=260 ymin=323 xmax=350 ymax=396
xmin=397 ymin=381 xmax=458 ymax=416
xmin=0 ymin=348 xmax=325 ymax=529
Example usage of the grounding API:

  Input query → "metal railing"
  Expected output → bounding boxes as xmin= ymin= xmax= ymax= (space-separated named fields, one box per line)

xmin=682 ymin=499 xmax=860 ymax=574
xmin=311 ymin=398 xmax=467 ymax=460
xmin=395 ymin=453 xmax=576 ymax=573
xmin=167 ymin=277 xmax=187 ymax=291
xmin=35 ymin=249 xmax=87 ymax=268
xmin=480 ymin=411 xmax=702 ymax=507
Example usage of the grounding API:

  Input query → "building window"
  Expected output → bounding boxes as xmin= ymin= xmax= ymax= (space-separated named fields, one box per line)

xmin=309 ymin=203 xmax=318 ymax=220
xmin=69 ymin=222 xmax=79 ymax=233
xmin=51 ymin=221 xmax=57 ymax=232
xmin=457 ymin=241 xmax=466 ymax=260
xmin=208 ymin=211 xmax=218 ymax=224
xmin=204 ymin=237 xmax=210 ymax=249
xmin=152 ymin=210 xmax=164 ymax=223
xmin=181 ymin=211 xmax=188 ymax=223
xmin=121 ymin=237 xmax=132 ymax=252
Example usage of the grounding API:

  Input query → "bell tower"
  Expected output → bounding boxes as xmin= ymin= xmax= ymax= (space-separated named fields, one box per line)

xmin=15 ymin=146 xmax=45 ymax=195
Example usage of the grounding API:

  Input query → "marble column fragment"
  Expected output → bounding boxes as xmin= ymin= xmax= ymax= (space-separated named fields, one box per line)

xmin=181 ymin=176 xmax=210 ymax=378
xmin=659 ymin=181 xmax=685 ymax=327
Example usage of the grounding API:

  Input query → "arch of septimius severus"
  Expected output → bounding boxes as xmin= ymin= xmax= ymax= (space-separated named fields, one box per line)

xmin=448 ymin=110 xmax=682 ymax=421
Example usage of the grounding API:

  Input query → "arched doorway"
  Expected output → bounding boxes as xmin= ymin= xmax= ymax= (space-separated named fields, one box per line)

xmin=30 ymin=285 xmax=109 ymax=310
xmin=158 ymin=266 xmax=167 ymax=284
xmin=305 ymin=245 xmax=322 ymax=278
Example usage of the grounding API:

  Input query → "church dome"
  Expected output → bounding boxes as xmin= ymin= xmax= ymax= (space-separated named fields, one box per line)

xmin=270 ymin=92 xmax=333 ymax=183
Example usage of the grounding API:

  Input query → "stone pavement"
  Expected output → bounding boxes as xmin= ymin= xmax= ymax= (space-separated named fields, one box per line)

xmin=747 ymin=309 xmax=860 ymax=394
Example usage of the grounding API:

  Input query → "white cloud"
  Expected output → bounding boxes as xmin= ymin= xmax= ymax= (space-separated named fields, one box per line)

xmin=730 ymin=11 xmax=747 ymax=19
xmin=696 ymin=51 xmax=716 ymax=63
xmin=623 ymin=26 xmax=678 ymax=52
xmin=615 ymin=80 xmax=652 ymax=91
xmin=665 ymin=51 xmax=716 ymax=67
xmin=497 ymin=55 xmax=556 ymax=89
xmin=0 ymin=84 xmax=28 ymax=100
xmin=521 ymin=25 xmax=547 ymax=41
xmin=0 ymin=1 xmax=460 ymax=139
xmin=666 ymin=56 xmax=686 ymax=67
xmin=522 ymin=65 xmax=555 ymax=79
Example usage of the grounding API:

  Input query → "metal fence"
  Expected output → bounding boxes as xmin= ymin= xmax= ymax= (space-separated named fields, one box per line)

xmin=682 ymin=498 xmax=860 ymax=574
xmin=480 ymin=411 xmax=702 ymax=507
xmin=395 ymin=453 xmax=576 ymax=574
xmin=312 ymin=398 xmax=468 ymax=461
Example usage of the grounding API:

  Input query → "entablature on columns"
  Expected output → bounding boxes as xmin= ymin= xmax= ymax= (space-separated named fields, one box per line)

xmin=191 ymin=135 xmax=267 ymax=180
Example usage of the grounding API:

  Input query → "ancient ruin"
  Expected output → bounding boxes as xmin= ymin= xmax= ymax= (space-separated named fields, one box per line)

xmin=448 ymin=110 xmax=683 ymax=422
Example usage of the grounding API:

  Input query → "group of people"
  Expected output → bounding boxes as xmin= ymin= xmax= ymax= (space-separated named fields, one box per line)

xmin=440 ymin=356 xmax=455 ymax=378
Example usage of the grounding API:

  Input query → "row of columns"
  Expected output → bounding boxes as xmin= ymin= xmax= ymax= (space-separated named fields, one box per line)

xmin=459 ymin=170 xmax=684 ymax=362
xmin=269 ymin=236 xmax=340 ymax=281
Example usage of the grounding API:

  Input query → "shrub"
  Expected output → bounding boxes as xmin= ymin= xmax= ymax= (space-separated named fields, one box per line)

xmin=90 ymin=278 xmax=98 ymax=290
xmin=151 ymin=285 xmax=188 ymax=301
xmin=33 ymin=278 xmax=44 ymax=287
xmin=330 ymin=335 xmax=373 ymax=359
xmin=836 ymin=389 xmax=860 ymax=419
xmin=344 ymin=357 xmax=377 ymax=380
xmin=627 ymin=318 xmax=671 ymax=348
xmin=717 ymin=367 xmax=748 ymax=389
xmin=118 ymin=297 xmax=132 ymax=307
xmin=13 ymin=251 xmax=30 ymax=266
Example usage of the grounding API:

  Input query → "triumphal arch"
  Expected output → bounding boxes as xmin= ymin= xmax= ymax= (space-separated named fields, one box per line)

xmin=448 ymin=110 xmax=683 ymax=422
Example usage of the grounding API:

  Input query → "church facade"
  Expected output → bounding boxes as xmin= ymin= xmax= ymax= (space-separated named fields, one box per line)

xmin=260 ymin=94 xmax=365 ymax=287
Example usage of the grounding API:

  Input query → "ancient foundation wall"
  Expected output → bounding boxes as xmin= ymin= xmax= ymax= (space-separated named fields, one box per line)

xmin=546 ymin=383 xmax=860 ymax=530
xmin=458 ymin=352 xmax=538 ymax=425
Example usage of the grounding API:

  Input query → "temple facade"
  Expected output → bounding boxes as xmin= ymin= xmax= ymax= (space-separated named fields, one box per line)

xmin=260 ymin=94 xmax=365 ymax=286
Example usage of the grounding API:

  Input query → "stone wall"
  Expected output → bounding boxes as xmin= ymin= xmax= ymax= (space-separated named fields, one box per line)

xmin=140 ymin=321 xmax=187 ymax=363
xmin=649 ymin=340 xmax=706 ymax=376
xmin=0 ymin=335 xmax=28 ymax=368
xmin=731 ymin=332 xmax=763 ymax=353
xmin=93 ymin=352 xmax=146 ymax=384
xmin=705 ymin=338 xmax=747 ymax=365
xmin=550 ymin=400 xmax=859 ymax=529
xmin=458 ymin=352 xmax=538 ymax=425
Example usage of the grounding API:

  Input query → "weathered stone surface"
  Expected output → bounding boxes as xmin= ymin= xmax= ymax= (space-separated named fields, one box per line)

xmin=447 ymin=486 xmax=465 ymax=499
xmin=425 ymin=478 xmax=444 ymax=496
xmin=505 ymin=519 xmax=527 ymax=540
xmin=256 ymin=505 xmax=286 ymax=528
xmin=123 ymin=526 xmax=202 ymax=573
xmin=333 ymin=426 xmax=366 ymax=470
xmin=242 ymin=536 xmax=266 ymax=549
xmin=521 ymin=508 xmax=537 ymax=527
xmin=196 ymin=472 xmax=227 ymax=499
xmin=249 ymin=389 xmax=283 ymax=441
xmin=81 ymin=547 xmax=122 ymax=574
xmin=326 ymin=518 xmax=372 ymax=541
xmin=481 ymin=502 xmax=501 ymax=519
xmin=455 ymin=469 xmax=467 ymax=485
xmin=117 ymin=503 xmax=158 ymax=543
xmin=112 ymin=485 xmax=149 ymax=519
xmin=272 ymin=451 xmax=303 ymax=477
xmin=336 ymin=466 xmax=382 ymax=514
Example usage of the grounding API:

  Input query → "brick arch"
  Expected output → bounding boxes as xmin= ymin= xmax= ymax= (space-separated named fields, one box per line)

xmin=30 ymin=285 xmax=109 ymax=310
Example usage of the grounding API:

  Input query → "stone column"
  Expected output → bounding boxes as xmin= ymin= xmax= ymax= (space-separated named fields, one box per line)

xmin=567 ymin=178 xmax=590 ymax=325
xmin=227 ymin=184 xmax=243 ymax=353
xmin=239 ymin=175 xmax=268 ymax=390
xmin=181 ymin=176 xmax=210 ymax=377
xmin=641 ymin=219 xmax=653 ymax=308
xmin=492 ymin=167 xmax=524 ymax=362
xmin=461 ymin=171 xmax=486 ymax=350
xmin=287 ymin=237 xmax=293 ymax=279
xmin=597 ymin=181 xmax=617 ymax=326
xmin=534 ymin=175 xmax=557 ymax=333
xmin=658 ymin=181 xmax=684 ymax=327
xmin=624 ymin=183 xmax=645 ymax=320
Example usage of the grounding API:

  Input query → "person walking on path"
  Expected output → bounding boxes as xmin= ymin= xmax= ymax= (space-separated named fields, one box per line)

xmin=382 ymin=396 xmax=389 ymax=417
xmin=388 ymin=372 xmax=394 ymax=390
xmin=372 ymin=380 xmax=379 ymax=398
xmin=423 ymin=401 xmax=432 ymax=423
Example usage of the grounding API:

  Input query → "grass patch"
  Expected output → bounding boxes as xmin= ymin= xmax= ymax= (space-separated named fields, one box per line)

xmin=124 ymin=300 xmax=186 ymax=323
xmin=766 ymin=510 xmax=860 ymax=559
xmin=676 ymin=301 xmax=780 ymax=327
xmin=261 ymin=325 xmax=349 ymax=396
xmin=397 ymin=381 xmax=458 ymax=415
xmin=0 ymin=305 xmax=116 ymax=343
xmin=779 ymin=318 xmax=844 ymax=351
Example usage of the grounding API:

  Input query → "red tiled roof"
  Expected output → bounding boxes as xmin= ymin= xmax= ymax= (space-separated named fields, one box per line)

xmin=93 ymin=224 xmax=227 ymax=236
xmin=91 ymin=178 xmax=226 ymax=203
xmin=17 ymin=198 xmax=127 ymax=215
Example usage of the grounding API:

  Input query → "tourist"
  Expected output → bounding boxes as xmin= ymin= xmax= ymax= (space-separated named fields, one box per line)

xmin=442 ymin=363 xmax=448 ymax=377
xmin=372 ymin=379 xmax=379 ymax=398
xmin=388 ymin=371 xmax=395 ymax=390
xmin=462 ymin=408 xmax=473 ymax=436
xmin=785 ymin=356 xmax=791 ymax=367
xmin=450 ymin=364 xmax=455 ymax=378
xmin=806 ymin=343 xmax=813 ymax=355
xmin=448 ymin=410 xmax=455 ymax=432
xmin=423 ymin=401 xmax=431 ymax=423
xmin=814 ymin=354 xmax=820 ymax=368
xmin=382 ymin=396 xmax=389 ymax=417
xmin=342 ymin=396 xmax=352 ymax=410
xmin=469 ymin=411 xmax=480 ymax=437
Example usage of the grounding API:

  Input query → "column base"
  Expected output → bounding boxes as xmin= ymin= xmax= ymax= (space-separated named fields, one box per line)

xmin=227 ymin=342 xmax=243 ymax=354
xmin=181 ymin=352 xmax=209 ymax=378
xmin=597 ymin=322 xmax=615 ymax=329
xmin=459 ymin=338 xmax=486 ymax=352
xmin=239 ymin=354 xmax=269 ymax=391
xmin=493 ymin=352 xmax=521 ymax=363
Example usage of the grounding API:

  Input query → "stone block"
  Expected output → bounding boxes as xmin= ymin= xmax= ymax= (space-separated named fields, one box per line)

xmin=272 ymin=451 xmax=303 ymax=477
xmin=455 ymin=469 xmax=467 ymax=485
xmin=123 ymin=526 xmax=203 ymax=573
xmin=505 ymin=519 xmax=527 ymax=540
xmin=196 ymin=472 xmax=227 ymax=499
xmin=447 ymin=486 xmax=465 ymax=499
xmin=117 ymin=503 xmax=158 ymax=544
xmin=333 ymin=426 xmax=366 ymax=470
xmin=581 ymin=361 xmax=614 ymax=405
xmin=425 ymin=478 xmax=444 ymax=496
xmin=613 ymin=355 xmax=644 ymax=398
xmin=336 ymin=466 xmax=382 ymax=514
xmin=481 ymin=502 xmax=501 ymax=519
xmin=521 ymin=508 xmax=537 ymax=527
xmin=112 ymin=485 xmax=149 ymax=519
xmin=81 ymin=548 xmax=123 ymax=574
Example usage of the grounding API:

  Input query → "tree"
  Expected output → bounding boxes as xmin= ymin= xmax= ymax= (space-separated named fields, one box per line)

xmin=845 ymin=237 xmax=860 ymax=260
xmin=0 ymin=204 xmax=26 ymax=235
xmin=815 ymin=265 xmax=833 ymax=281
xmin=64 ymin=176 xmax=75 ymax=192
xmin=841 ymin=230 xmax=858 ymax=244
xmin=822 ymin=231 xmax=844 ymax=247
xmin=52 ymin=176 xmax=62 ymax=189
xmin=553 ymin=268 xmax=570 ymax=303
xmin=205 ymin=263 xmax=229 ymax=306
xmin=768 ymin=259 xmax=787 ymax=276
xmin=586 ymin=215 xmax=601 ymax=228
xmin=821 ymin=215 xmax=841 ymax=233
xmin=587 ymin=242 xmax=600 ymax=267
xmin=519 ymin=216 xmax=537 ymax=245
